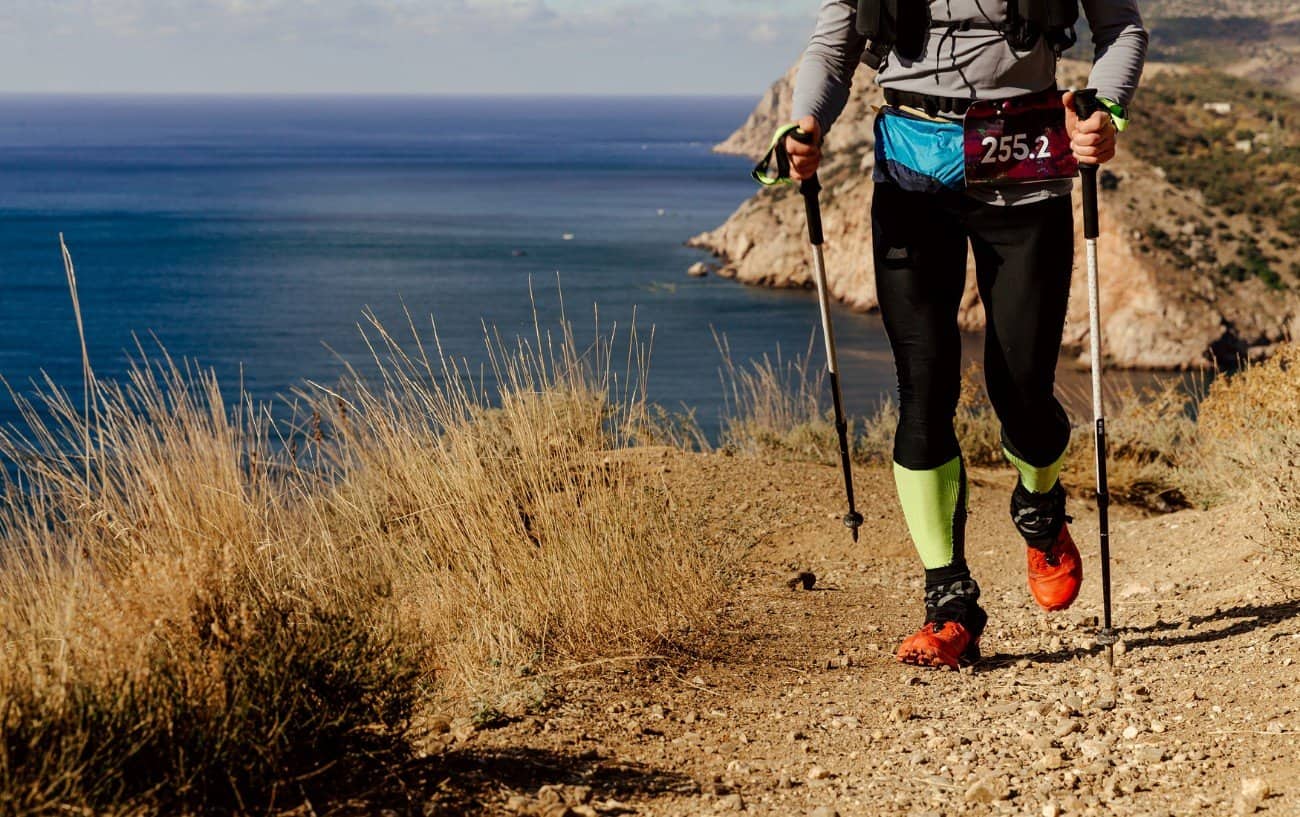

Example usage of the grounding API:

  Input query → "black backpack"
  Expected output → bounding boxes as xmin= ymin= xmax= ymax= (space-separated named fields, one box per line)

xmin=856 ymin=0 xmax=1079 ymax=68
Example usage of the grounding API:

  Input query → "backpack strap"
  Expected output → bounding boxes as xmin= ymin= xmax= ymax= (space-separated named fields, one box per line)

xmin=1007 ymin=0 xmax=1079 ymax=53
xmin=860 ymin=0 xmax=1079 ymax=60
xmin=856 ymin=0 xmax=927 ymax=61
xmin=855 ymin=0 xmax=895 ymax=44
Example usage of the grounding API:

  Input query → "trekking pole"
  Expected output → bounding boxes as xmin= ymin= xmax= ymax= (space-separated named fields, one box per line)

xmin=1073 ymin=90 xmax=1117 ymax=667
xmin=752 ymin=127 xmax=865 ymax=542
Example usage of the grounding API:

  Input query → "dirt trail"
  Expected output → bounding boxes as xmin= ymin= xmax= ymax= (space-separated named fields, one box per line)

xmin=425 ymin=449 xmax=1300 ymax=817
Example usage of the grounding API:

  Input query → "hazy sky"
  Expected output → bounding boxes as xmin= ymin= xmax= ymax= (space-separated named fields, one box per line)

xmin=0 ymin=0 xmax=813 ymax=95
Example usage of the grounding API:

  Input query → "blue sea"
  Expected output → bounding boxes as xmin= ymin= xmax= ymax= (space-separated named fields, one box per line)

xmin=1 ymin=95 xmax=1161 ymax=444
xmin=0 ymin=94 xmax=910 ymax=439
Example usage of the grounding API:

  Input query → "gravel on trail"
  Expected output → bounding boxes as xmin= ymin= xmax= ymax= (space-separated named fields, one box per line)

xmin=423 ymin=449 xmax=1299 ymax=817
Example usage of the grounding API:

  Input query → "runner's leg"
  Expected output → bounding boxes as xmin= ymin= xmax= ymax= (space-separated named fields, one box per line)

xmin=967 ymin=195 xmax=1074 ymax=489
xmin=968 ymin=194 xmax=1085 ymax=614
xmin=873 ymin=183 xmax=980 ymax=624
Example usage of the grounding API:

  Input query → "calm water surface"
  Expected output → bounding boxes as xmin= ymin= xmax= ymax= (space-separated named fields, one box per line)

xmin=0 ymin=95 xmax=1160 ymax=444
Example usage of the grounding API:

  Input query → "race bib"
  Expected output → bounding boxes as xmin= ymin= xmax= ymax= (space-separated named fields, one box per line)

xmin=963 ymin=89 xmax=1077 ymax=187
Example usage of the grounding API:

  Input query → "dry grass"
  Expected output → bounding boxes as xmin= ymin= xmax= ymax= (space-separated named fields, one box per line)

xmin=952 ymin=365 xmax=1004 ymax=468
xmin=318 ymin=313 xmax=721 ymax=687
xmin=0 ymin=353 xmax=418 ymax=814
xmin=717 ymin=335 xmax=894 ymax=465
xmin=1194 ymin=345 xmax=1300 ymax=579
xmin=1260 ymin=443 xmax=1300 ymax=588
xmin=718 ymin=334 xmax=833 ymax=460
xmin=717 ymin=346 xmax=1200 ymax=510
xmin=720 ymin=348 xmax=1209 ymax=512
xmin=1061 ymin=378 xmax=1201 ymax=512
xmin=1197 ymin=344 xmax=1300 ymax=484
xmin=0 ymin=267 xmax=723 ymax=812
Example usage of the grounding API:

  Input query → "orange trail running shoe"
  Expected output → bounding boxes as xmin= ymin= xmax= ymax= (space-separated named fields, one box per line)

xmin=1027 ymin=524 xmax=1083 ymax=612
xmin=896 ymin=606 xmax=987 ymax=670
xmin=1011 ymin=481 xmax=1083 ymax=612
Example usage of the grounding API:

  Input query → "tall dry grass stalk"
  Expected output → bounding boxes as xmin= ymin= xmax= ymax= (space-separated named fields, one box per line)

xmin=0 ymin=260 xmax=723 ymax=811
xmin=59 ymin=233 xmax=95 ymax=494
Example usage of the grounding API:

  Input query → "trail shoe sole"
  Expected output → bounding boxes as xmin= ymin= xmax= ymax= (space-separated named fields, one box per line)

xmin=1027 ymin=525 xmax=1084 ymax=612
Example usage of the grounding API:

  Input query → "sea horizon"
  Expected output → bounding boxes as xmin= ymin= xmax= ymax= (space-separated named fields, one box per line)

xmin=0 ymin=93 xmax=909 ymax=443
xmin=0 ymin=92 xmax=1169 ymax=446
xmin=0 ymin=91 xmax=763 ymax=101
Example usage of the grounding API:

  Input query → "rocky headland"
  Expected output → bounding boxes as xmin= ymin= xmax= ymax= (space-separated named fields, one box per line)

xmin=689 ymin=61 xmax=1300 ymax=369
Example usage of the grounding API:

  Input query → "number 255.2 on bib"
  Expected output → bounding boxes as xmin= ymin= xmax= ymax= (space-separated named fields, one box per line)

xmin=963 ymin=89 xmax=1078 ymax=187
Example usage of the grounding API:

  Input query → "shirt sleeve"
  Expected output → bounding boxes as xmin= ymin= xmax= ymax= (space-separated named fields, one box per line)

xmin=791 ymin=0 xmax=868 ymax=136
xmin=1081 ymin=0 xmax=1149 ymax=110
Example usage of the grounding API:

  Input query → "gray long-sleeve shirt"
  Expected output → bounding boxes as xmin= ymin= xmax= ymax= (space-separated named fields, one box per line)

xmin=792 ymin=0 xmax=1148 ymax=141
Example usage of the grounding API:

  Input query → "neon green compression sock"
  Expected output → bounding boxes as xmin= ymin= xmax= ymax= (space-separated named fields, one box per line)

xmin=1003 ymin=447 xmax=1066 ymax=494
xmin=893 ymin=457 xmax=967 ymax=570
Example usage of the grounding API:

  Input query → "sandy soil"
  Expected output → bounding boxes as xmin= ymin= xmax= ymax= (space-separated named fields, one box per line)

xmin=415 ymin=449 xmax=1299 ymax=817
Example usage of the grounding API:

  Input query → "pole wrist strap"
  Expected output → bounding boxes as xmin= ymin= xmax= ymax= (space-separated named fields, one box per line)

xmin=1097 ymin=96 xmax=1130 ymax=133
xmin=752 ymin=123 xmax=805 ymax=187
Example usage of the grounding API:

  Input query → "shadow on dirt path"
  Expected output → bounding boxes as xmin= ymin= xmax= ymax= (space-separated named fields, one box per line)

xmin=341 ymin=747 xmax=695 ymax=816
xmin=1122 ymin=598 xmax=1300 ymax=650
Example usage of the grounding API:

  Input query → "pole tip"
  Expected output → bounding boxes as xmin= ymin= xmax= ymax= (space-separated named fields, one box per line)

xmin=844 ymin=511 xmax=864 ymax=542
xmin=1096 ymin=628 xmax=1118 ymax=668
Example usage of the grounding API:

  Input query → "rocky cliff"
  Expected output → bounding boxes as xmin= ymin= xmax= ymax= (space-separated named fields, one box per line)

xmin=689 ymin=61 xmax=1300 ymax=369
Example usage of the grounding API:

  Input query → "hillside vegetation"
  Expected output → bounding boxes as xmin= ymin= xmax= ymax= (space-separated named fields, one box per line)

xmin=1141 ymin=0 xmax=1300 ymax=93
xmin=1127 ymin=67 xmax=1300 ymax=290
xmin=693 ymin=60 xmax=1300 ymax=369
xmin=1 ymin=261 xmax=1297 ymax=812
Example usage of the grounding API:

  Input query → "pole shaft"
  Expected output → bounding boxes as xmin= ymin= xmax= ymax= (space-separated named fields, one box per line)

xmin=1087 ymin=240 xmax=1103 ymax=422
xmin=1083 ymin=164 xmax=1116 ymax=666
xmin=812 ymin=245 xmax=857 ymax=514
xmin=829 ymin=371 xmax=858 ymax=514
xmin=812 ymin=246 xmax=839 ymax=376
xmin=1097 ymin=419 xmax=1112 ymax=629
xmin=801 ymin=176 xmax=862 ymax=539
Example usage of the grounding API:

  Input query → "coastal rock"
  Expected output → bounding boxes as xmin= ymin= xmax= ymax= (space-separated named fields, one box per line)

xmin=690 ymin=60 xmax=1300 ymax=370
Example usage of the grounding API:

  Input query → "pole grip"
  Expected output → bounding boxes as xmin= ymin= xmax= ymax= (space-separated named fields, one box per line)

xmin=786 ymin=128 xmax=826 ymax=246
xmin=1071 ymin=89 xmax=1103 ymax=241
xmin=1080 ymin=166 xmax=1099 ymax=240
xmin=801 ymin=175 xmax=824 ymax=247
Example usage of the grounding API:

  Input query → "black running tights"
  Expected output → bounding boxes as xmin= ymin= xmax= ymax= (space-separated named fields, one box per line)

xmin=872 ymin=182 xmax=1074 ymax=472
